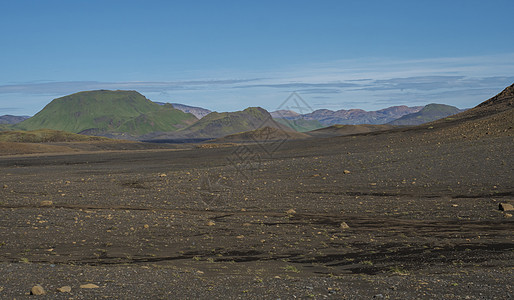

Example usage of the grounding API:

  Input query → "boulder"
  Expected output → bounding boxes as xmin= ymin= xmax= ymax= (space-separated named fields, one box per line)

xmin=30 ymin=285 xmax=46 ymax=295
xmin=499 ymin=203 xmax=514 ymax=211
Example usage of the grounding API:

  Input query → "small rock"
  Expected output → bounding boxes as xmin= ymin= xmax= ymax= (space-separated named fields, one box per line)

xmin=2 ymin=185 xmax=7 ymax=189
xmin=452 ymin=204 xmax=459 ymax=207
xmin=80 ymin=283 xmax=99 ymax=289
xmin=504 ymin=213 xmax=512 ymax=218
xmin=499 ymin=203 xmax=514 ymax=211
xmin=56 ymin=286 xmax=72 ymax=293
xmin=206 ymin=221 xmax=215 ymax=226
xmin=340 ymin=222 xmax=350 ymax=229
xmin=343 ymin=170 xmax=351 ymax=174
xmin=143 ymin=224 xmax=149 ymax=229
xmin=373 ymin=294 xmax=384 ymax=298
xmin=40 ymin=200 xmax=53 ymax=206
xmin=286 ymin=209 xmax=296 ymax=214
xmin=30 ymin=285 xmax=46 ymax=295
xmin=158 ymin=173 xmax=167 ymax=177
xmin=236 ymin=235 xmax=245 ymax=239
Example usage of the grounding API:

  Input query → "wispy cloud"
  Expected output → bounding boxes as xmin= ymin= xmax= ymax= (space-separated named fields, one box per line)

xmin=297 ymin=89 xmax=342 ymax=94
xmin=0 ymin=79 xmax=261 ymax=95
xmin=358 ymin=75 xmax=514 ymax=92
xmin=0 ymin=53 xmax=513 ymax=114
xmin=237 ymin=82 xmax=358 ymax=89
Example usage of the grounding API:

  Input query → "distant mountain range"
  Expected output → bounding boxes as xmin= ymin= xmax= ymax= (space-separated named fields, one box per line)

xmin=2 ymin=89 xmax=469 ymax=140
xmin=0 ymin=115 xmax=30 ymax=124
xmin=271 ymin=105 xmax=424 ymax=125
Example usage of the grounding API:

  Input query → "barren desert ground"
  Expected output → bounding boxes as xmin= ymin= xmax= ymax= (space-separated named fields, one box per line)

xmin=0 ymin=119 xmax=512 ymax=299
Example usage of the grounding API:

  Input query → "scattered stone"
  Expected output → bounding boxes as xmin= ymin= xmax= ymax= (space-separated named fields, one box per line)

xmin=452 ymin=204 xmax=459 ymax=207
xmin=340 ymin=222 xmax=350 ymax=229
xmin=504 ymin=213 xmax=512 ymax=218
xmin=373 ymin=294 xmax=384 ymax=298
xmin=206 ymin=221 xmax=215 ymax=226
xmin=80 ymin=283 xmax=99 ymax=289
xmin=30 ymin=285 xmax=46 ymax=295
xmin=240 ymin=208 xmax=247 ymax=212
xmin=143 ymin=224 xmax=149 ymax=229
xmin=343 ymin=170 xmax=351 ymax=174
xmin=2 ymin=185 xmax=7 ymax=189
xmin=236 ymin=235 xmax=245 ymax=239
xmin=158 ymin=173 xmax=167 ymax=177
xmin=56 ymin=286 xmax=72 ymax=293
xmin=286 ymin=209 xmax=296 ymax=214
xmin=499 ymin=203 xmax=514 ymax=211
xmin=40 ymin=200 xmax=53 ymax=206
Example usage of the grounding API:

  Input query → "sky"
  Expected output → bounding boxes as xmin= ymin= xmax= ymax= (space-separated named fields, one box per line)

xmin=1 ymin=0 xmax=513 ymax=115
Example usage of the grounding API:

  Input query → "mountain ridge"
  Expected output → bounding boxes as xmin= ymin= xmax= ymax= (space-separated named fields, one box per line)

xmin=150 ymin=107 xmax=291 ymax=139
xmin=272 ymin=105 xmax=424 ymax=125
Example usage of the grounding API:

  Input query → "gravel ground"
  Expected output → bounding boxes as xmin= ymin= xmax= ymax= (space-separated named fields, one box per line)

xmin=0 ymin=124 xmax=512 ymax=299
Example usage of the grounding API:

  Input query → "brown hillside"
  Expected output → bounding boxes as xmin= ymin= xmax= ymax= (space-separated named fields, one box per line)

xmin=308 ymin=124 xmax=396 ymax=137
xmin=212 ymin=126 xmax=309 ymax=143
xmin=426 ymin=84 xmax=514 ymax=139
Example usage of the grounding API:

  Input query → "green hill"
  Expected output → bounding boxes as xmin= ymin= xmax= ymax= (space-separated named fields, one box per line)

xmin=388 ymin=104 xmax=462 ymax=126
xmin=15 ymin=90 xmax=197 ymax=136
xmin=173 ymin=107 xmax=290 ymax=138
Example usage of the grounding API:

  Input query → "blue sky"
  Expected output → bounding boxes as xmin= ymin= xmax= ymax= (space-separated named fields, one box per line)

xmin=1 ymin=0 xmax=513 ymax=115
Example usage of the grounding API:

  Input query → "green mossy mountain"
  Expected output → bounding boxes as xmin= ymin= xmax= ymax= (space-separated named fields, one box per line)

xmin=154 ymin=107 xmax=291 ymax=139
xmin=15 ymin=90 xmax=198 ymax=136
xmin=388 ymin=104 xmax=462 ymax=125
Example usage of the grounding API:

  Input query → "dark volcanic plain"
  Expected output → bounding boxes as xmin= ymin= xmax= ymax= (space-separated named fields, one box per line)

xmin=0 ymin=88 xmax=513 ymax=298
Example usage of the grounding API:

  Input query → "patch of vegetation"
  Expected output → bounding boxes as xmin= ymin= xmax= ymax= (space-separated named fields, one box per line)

xmin=19 ymin=257 xmax=30 ymax=263
xmin=389 ymin=265 xmax=408 ymax=275
xmin=283 ymin=265 xmax=300 ymax=273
